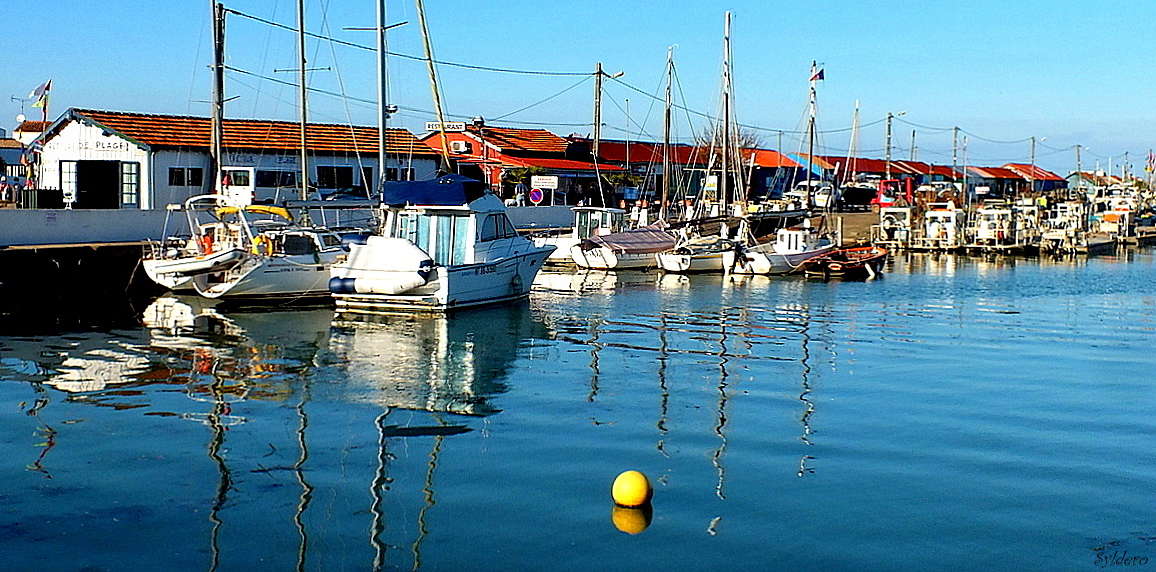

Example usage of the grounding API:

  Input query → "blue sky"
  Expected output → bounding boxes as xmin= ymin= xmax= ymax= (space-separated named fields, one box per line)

xmin=3 ymin=0 xmax=1153 ymax=175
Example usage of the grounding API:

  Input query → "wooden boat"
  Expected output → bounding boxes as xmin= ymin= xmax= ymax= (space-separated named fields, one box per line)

xmin=802 ymin=245 xmax=888 ymax=280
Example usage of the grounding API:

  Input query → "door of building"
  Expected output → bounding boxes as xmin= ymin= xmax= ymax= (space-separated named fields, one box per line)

xmin=74 ymin=160 xmax=121 ymax=209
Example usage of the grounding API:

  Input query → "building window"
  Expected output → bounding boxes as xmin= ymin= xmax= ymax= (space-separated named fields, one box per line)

xmin=121 ymin=162 xmax=140 ymax=207
xmin=386 ymin=167 xmax=415 ymax=182
xmin=61 ymin=160 xmax=77 ymax=196
xmin=187 ymin=167 xmax=203 ymax=187
xmin=168 ymin=167 xmax=185 ymax=186
xmin=255 ymin=170 xmax=298 ymax=188
xmin=360 ymin=166 xmax=374 ymax=192
xmin=168 ymin=167 xmax=204 ymax=187
xmin=316 ymin=166 xmax=353 ymax=189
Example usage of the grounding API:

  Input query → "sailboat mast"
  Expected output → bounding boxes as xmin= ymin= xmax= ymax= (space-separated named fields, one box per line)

xmin=720 ymin=11 xmax=732 ymax=209
xmin=296 ymin=0 xmax=309 ymax=200
xmin=210 ymin=0 xmax=226 ymax=193
xmin=845 ymin=99 xmax=860 ymax=185
xmin=375 ymin=0 xmax=388 ymax=194
xmin=415 ymin=0 xmax=452 ymax=174
xmin=661 ymin=46 xmax=672 ymax=220
xmin=806 ymin=60 xmax=818 ymax=205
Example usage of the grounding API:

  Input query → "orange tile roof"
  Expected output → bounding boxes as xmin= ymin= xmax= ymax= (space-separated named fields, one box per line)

xmin=15 ymin=120 xmax=50 ymax=134
xmin=742 ymin=148 xmax=800 ymax=168
xmin=496 ymin=154 xmax=623 ymax=172
xmin=68 ymin=109 xmax=435 ymax=156
xmin=463 ymin=125 xmax=569 ymax=154
xmin=0 ymin=138 xmax=23 ymax=149
xmin=1002 ymin=162 xmax=1064 ymax=181
xmin=969 ymin=166 xmax=1023 ymax=179
xmin=595 ymin=140 xmax=711 ymax=165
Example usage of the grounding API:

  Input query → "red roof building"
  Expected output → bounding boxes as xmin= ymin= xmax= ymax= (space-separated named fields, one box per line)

xmin=422 ymin=125 xmax=622 ymax=205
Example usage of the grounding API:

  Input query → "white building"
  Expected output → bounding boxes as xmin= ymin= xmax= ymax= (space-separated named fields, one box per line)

xmin=34 ymin=108 xmax=441 ymax=209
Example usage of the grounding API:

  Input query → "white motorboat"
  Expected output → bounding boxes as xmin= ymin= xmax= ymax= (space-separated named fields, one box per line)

xmin=533 ymin=206 xmax=628 ymax=264
xmin=724 ymin=224 xmax=835 ymax=275
xmin=329 ymin=175 xmax=555 ymax=313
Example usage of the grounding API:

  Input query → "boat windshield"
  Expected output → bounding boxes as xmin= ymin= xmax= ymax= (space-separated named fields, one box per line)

xmin=395 ymin=212 xmax=470 ymax=266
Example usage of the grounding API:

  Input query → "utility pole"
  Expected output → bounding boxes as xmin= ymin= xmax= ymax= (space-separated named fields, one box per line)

xmin=951 ymin=126 xmax=959 ymax=185
xmin=885 ymin=112 xmax=894 ymax=180
xmin=593 ymin=62 xmax=604 ymax=161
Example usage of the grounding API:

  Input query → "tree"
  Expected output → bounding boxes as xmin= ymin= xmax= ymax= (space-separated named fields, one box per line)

xmin=501 ymin=166 xmax=548 ymax=185
xmin=694 ymin=124 xmax=765 ymax=150
xmin=601 ymin=171 xmax=641 ymax=189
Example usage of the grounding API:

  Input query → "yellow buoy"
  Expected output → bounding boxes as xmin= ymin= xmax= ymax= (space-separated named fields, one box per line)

xmin=611 ymin=470 xmax=653 ymax=507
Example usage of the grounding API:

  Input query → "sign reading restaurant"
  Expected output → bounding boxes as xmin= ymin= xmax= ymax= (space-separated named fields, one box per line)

xmin=425 ymin=121 xmax=467 ymax=132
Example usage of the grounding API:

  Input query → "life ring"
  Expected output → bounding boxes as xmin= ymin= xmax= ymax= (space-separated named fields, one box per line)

xmin=252 ymin=234 xmax=272 ymax=256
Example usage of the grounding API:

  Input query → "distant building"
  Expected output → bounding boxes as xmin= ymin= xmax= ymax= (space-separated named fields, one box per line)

xmin=421 ymin=125 xmax=621 ymax=206
xmin=29 ymin=108 xmax=439 ymax=209
xmin=1002 ymin=163 xmax=1067 ymax=194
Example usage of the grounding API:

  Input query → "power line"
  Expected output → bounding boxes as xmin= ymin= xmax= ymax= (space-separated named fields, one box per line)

xmin=225 ymin=7 xmax=591 ymax=77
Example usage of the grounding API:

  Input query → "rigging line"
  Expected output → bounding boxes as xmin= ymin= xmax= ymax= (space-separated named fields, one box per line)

xmin=317 ymin=0 xmax=368 ymax=171
xmin=224 ymin=7 xmax=590 ymax=76
xmin=491 ymin=75 xmax=593 ymax=121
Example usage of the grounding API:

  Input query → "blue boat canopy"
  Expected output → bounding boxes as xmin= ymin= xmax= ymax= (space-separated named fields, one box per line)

xmin=382 ymin=174 xmax=488 ymax=207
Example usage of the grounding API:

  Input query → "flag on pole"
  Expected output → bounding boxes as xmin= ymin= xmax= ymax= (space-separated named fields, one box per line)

xmin=29 ymin=79 xmax=51 ymax=108
xmin=810 ymin=69 xmax=825 ymax=82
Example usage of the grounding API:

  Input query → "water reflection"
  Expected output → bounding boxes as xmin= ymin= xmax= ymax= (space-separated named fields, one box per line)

xmin=1 ymin=294 xmax=552 ymax=571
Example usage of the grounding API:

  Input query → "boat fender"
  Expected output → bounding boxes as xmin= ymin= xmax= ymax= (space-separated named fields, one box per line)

xmin=340 ymin=233 xmax=371 ymax=251
xmin=829 ymin=262 xmax=843 ymax=272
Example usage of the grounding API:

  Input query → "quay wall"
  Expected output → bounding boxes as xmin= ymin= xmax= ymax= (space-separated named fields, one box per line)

xmin=0 ymin=209 xmax=171 ymax=248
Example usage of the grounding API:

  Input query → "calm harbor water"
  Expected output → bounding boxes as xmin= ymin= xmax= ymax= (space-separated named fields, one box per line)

xmin=2 ymin=250 xmax=1155 ymax=571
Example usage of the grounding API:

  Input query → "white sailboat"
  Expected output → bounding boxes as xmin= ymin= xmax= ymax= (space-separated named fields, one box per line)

xmin=723 ymin=221 xmax=835 ymax=275
xmin=328 ymin=175 xmax=555 ymax=313
xmin=657 ymin=11 xmax=746 ymax=274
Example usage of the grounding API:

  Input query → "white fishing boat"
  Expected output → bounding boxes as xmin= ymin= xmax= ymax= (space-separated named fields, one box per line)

xmin=533 ymin=206 xmax=628 ymax=265
xmin=724 ymin=222 xmax=835 ymax=275
xmin=569 ymin=221 xmax=677 ymax=270
xmin=328 ymin=175 xmax=555 ymax=313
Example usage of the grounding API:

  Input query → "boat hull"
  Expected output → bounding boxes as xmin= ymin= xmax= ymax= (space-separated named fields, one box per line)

xmin=570 ymin=245 xmax=658 ymax=270
xmin=803 ymin=246 xmax=889 ymax=280
xmin=656 ymin=251 xmax=728 ymax=273
xmin=724 ymin=243 xmax=834 ymax=275
xmin=192 ymin=252 xmax=341 ymax=299
xmin=332 ymin=248 xmax=553 ymax=313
